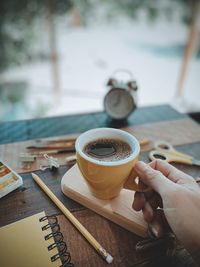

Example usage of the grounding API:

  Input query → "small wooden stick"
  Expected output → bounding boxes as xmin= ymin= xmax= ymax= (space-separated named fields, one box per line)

xmin=31 ymin=173 xmax=113 ymax=264
xmin=139 ymin=139 xmax=151 ymax=146
xmin=66 ymin=154 xmax=76 ymax=164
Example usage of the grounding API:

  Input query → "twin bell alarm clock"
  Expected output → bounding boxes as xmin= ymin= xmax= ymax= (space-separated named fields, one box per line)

xmin=104 ymin=70 xmax=138 ymax=120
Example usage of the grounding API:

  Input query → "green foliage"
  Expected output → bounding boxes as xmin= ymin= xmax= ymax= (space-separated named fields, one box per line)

xmin=0 ymin=0 xmax=193 ymax=71
xmin=107 ymin=0 xmax=191 ymax=23
xmin=0 ymin=0 xmax=73 ymax=71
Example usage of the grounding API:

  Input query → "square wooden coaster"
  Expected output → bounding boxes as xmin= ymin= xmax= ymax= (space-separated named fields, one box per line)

xmin=61 ymin=164 xmax=147 ymax=237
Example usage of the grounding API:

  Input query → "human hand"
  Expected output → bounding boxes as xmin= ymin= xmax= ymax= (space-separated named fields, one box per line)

xmin=132 ymin=160 xmax=200 ymax=256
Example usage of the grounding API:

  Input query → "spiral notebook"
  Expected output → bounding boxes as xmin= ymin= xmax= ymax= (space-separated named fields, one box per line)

xmin=0 ymin=211 xmax=73 ymax=267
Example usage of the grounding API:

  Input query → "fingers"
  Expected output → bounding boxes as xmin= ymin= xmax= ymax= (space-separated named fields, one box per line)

xmin=142 ymin=202 xmax=154 ymax=222
xmin=134 ymin=161 xmax=174 ymax=196
xmin=150 ymin=159 xmax=195 ymax=185
xmin=132 ymin=192 xmax=145 ymax=211
xmin=133 ymin=197 xmax=155 ymax=223
xmin=133 ymin=191 xmax=161 ymax=211
xmin=149 ymin=215 xmax=164 ymax=237
xmin=135 ymin=197 xmax=163 ymax=236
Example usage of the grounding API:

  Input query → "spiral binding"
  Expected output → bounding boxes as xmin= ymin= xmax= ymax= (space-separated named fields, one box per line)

xmin=39 ymin=215 xmax=74 ymax=267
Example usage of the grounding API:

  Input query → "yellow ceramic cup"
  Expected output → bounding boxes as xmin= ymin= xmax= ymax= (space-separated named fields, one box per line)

xmin=75 ymin=128 xmax=147 ymax=200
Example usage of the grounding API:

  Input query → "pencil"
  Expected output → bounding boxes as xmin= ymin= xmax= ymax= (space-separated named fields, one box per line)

xmin=139 ymin=139 xmax=151 ymax=146
xmin=31 ymin=173 xmax=113 ymax=264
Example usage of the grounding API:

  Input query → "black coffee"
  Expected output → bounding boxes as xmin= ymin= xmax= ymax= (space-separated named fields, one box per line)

xmin=83 ymin=138 xmax=132 ymax=162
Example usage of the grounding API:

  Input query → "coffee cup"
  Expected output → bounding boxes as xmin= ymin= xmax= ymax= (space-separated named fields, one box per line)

xmin=75 ymin=128 xmax=148 ymax=200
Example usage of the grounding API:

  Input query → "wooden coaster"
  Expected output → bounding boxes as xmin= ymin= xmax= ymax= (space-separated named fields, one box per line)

xmin=61 ymin=164 xmax=147 ymax=237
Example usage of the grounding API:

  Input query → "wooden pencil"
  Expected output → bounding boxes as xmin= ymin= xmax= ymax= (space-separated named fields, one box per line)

xmin=31 ymin=173 xmax=113 ymax=264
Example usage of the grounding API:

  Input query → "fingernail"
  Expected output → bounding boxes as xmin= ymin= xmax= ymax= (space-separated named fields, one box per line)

xmin=151 ymin=227 xmax=158 ymax=237
xmin=149 ymin=225 xmax=158 ymax=238
xmin=135 ymin=161 xmax=147 ymax=172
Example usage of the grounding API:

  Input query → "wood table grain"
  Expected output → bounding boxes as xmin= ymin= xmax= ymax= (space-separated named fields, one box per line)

xmin=0 ymin=142 xmax=199 ymax=228
xmin=0 ymin=105 xmax=199 ymax=267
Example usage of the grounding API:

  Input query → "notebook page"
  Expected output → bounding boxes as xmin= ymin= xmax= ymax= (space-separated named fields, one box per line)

xmin=0 ymin=211 xmax=62 ymax=267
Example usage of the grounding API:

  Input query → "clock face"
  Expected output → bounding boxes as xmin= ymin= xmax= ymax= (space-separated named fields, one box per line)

xmin=104 ymin=88 xmax=135 ymax=120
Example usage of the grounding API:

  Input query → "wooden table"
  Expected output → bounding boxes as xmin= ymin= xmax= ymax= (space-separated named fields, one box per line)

xmin=0 ymin=105 xmax=199 ymax=267
xmin=0 ymin=104 xmax=186 ymax=144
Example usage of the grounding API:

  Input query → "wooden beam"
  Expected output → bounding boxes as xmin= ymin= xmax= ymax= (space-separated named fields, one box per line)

xmin=176 ymin=0 xmax=200 ymax=97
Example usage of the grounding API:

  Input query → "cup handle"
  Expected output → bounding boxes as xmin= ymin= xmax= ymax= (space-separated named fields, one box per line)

xmin=123 ymin=168 xmax=150 ymax=192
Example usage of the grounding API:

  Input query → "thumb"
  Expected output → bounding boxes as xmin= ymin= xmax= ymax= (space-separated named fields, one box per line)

xmin=134 ymin=161 xmax=174 ymax=196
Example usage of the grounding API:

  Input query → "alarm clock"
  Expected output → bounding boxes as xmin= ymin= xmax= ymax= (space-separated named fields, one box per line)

xmin=104 ymin=70 xmax=138 ymax=120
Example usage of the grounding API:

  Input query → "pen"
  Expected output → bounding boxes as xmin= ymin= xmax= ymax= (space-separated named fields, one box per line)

xmin=31 ymin=173 xmax=113 ymax=264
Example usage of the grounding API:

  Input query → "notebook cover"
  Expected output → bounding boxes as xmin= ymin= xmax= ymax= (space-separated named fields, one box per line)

xmin=0 ymin=211 xmax=62 ymax=267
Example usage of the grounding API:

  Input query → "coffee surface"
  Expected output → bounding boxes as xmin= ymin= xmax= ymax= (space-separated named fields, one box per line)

xmin=83 ymin=138 xmax=132 ymax=161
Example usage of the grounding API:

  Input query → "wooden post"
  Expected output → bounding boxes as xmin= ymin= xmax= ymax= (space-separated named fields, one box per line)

xmin=176 ymin=0 xmax=200 ymax=98
xmin=71 ymin=5 xmax=81 ymax=27
xmin=47 ymin=0 xmax=60 ymax=102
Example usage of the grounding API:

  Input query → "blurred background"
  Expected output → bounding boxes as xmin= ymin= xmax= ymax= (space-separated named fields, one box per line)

xmin=0 ymin=0 xmax=200 ymax=122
